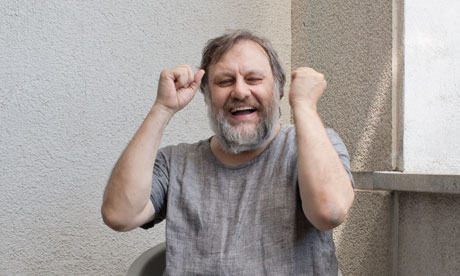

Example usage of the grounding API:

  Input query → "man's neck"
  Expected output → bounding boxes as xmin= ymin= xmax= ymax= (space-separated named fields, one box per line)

xmin=210 ymin=123 xmax=281 ymax=167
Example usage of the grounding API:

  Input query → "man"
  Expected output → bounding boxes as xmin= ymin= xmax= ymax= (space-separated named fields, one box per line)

xmin=102 ymin=30 xmax=354 ymax=275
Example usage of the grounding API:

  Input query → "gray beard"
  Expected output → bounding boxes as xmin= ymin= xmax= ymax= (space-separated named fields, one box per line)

xmin=206 ymin=97 xmax=280 ymax=154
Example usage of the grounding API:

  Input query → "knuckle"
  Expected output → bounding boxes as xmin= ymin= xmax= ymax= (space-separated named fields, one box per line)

xmin=295 ymin=67 xmax=306 ymax=73
xmin=160 ymin=69 xmax=169 ymax=79
xmin=300 ymin=67 xmax=311 ymax=72
xmin=178 ymin=64 xmax=192 ymax=73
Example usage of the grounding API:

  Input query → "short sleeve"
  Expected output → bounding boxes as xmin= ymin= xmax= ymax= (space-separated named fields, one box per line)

xmin=326 ymin=128 xmax=355 ymax=187
xmin=140 ymin=147 xmax=170 ymax=229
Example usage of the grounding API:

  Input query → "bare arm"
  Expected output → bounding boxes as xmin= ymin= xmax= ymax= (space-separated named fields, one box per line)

xmin=289 ymin=67 xmax=354 ymax=231
xmin=101 ymin=65 xmax=204 ymax=232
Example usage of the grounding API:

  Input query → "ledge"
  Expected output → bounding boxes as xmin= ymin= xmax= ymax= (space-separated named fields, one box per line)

xmin=352 ymin=171 xmax=460 ymax=194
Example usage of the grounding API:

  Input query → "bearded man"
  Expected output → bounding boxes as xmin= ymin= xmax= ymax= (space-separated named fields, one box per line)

xmin=102 ymin=30 xmax=355 ymax=276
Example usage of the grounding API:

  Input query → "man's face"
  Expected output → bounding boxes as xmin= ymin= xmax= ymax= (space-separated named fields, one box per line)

xmin=206 ymin=40 xmax=280 ymax=153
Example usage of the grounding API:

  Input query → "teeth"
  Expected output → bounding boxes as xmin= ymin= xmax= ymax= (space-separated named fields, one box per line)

xmin=231 ymin=106 xmax=255 ymax=112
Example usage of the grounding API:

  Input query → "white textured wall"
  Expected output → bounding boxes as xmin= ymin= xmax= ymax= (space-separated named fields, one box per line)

xmin=404 ymin=0 xmax=460 ymax=174
xmin=0 ymin=1 xmax=290 ymax=275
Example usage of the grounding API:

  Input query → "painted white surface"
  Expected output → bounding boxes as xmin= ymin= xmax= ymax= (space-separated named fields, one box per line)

xmin=404 ymin=0 xmax=460 ymax=174
xmin=0 ymin=1 xmax=291 ymax=275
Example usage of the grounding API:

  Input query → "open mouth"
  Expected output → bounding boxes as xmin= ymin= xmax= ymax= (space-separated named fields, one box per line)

xmin=230 ymin=106 xmax=257 ymax=116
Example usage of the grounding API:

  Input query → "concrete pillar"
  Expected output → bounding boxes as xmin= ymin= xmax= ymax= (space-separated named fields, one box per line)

xmin=291 ymin=1 xmax=394 ymax=275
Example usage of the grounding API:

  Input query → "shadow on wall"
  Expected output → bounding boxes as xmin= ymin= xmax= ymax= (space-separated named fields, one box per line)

xmin=346 ymin=59 xmax=393 ymax=171
xmin=317 ymin=45 xmax=393 ymax=172
xmin=292 ymin=0 xmax=394 ymax=172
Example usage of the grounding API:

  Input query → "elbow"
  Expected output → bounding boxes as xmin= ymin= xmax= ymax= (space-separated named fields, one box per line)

xmin=305 ymin=194 xmax=354 ymax=231
xmin=309 ymin=208 xmax=347 ymax=231
xmin=101 ymin=204 xmax=132 ymax=232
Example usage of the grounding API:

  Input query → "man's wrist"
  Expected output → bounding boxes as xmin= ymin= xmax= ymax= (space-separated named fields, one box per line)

xmin=291 ymin=101 xmax=318 ymax=117
xmin=143 ymin=102 xmax=176 ymax=133
xmin=150 ymin=102 xmax=176 ymax=119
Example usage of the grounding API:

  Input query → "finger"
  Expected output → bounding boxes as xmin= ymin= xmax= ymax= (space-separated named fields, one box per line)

xmin=291 ymin=68 xmax=304 ymax=80
xmin=173 ymin=67 xmax=191 ymax=89
xmin=186 ymin=65 xmax=194 ymax=86
xmin=189 ymin=69 xmax=205 ymax=92
xmin=178 ymin=65 xmax=195 ymax=85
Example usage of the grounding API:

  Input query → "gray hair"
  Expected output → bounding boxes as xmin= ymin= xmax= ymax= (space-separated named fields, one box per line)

xmin=199 ymin=30 xmax=286 ymax=99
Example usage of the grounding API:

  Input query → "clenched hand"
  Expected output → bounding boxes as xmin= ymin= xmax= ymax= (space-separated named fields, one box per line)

xmin=289 ymin=67 xmax=327 ymax=111
xmin=155 ymin=65 xmax=205 ymax=114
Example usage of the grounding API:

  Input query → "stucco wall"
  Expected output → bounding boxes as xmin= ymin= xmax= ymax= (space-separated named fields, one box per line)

xmin=403 ymin=0 xmax=460 ymax=174
xmin=292 ymin=0 xmax=393 ymax=172
xmin=291 ymin=2 xmax=395 ymax=274
xmin=0 ymin=1 xmax=290 ymax=275
xmin=397 ymin=2 xmax=460 ymax=274
xmin=292 ymin=1 xmax=460 ymax=276
xmin=334 ymin=190 xmax=393 ymax=276
xmin=397 ymin=192 xmax=460 ymax=275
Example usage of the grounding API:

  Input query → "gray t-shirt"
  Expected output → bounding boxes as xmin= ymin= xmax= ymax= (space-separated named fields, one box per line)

xmin=142 ymin=125 xmax=353 ymax=276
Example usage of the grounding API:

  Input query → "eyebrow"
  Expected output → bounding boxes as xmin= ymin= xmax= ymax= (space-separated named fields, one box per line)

xmin=245 ymin=70 xmax=266 ymax=76
xmin=212 ymin=72 xmax=234 ymax=79
xmin=212 ymin=70 xmax=266 ymax=79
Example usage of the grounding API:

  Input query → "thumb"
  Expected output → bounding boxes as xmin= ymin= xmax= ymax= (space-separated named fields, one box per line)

xmin=189 ymin=69 xmax=205 ymax=92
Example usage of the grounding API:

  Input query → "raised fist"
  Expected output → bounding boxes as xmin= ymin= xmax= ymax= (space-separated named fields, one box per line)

xmin=289 ymin=67 xmax=327 ymax=111
xmin=155 ymin=65 xmax=205 ymax=114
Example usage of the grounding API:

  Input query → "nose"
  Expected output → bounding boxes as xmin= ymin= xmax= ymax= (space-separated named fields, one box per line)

xmin=231 ymin=77 xmax=251 ymax=100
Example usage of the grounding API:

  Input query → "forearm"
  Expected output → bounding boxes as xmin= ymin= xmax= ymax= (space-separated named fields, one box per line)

xmin=102 ymin=103 xmax=173 ymax=231
xmin=293 ymin=104 xmax=354 ymax=230
xmin=101 ymin=66 xmax=203 ymax=231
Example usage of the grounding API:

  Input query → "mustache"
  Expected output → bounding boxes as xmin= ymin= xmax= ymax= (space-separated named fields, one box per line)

xmin=223 ymin=98 xmax=261 ymax=111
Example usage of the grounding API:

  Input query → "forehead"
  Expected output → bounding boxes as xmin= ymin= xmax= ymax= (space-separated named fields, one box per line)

xmin=209 ymin=40 xmax=272 ymax=76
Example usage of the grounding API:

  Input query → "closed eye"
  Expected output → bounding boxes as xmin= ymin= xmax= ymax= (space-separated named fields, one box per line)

xmin=217 ymin=79 xmax=233 ymax=86
xmin=247 ymin=78 xmax=262 ymax=84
